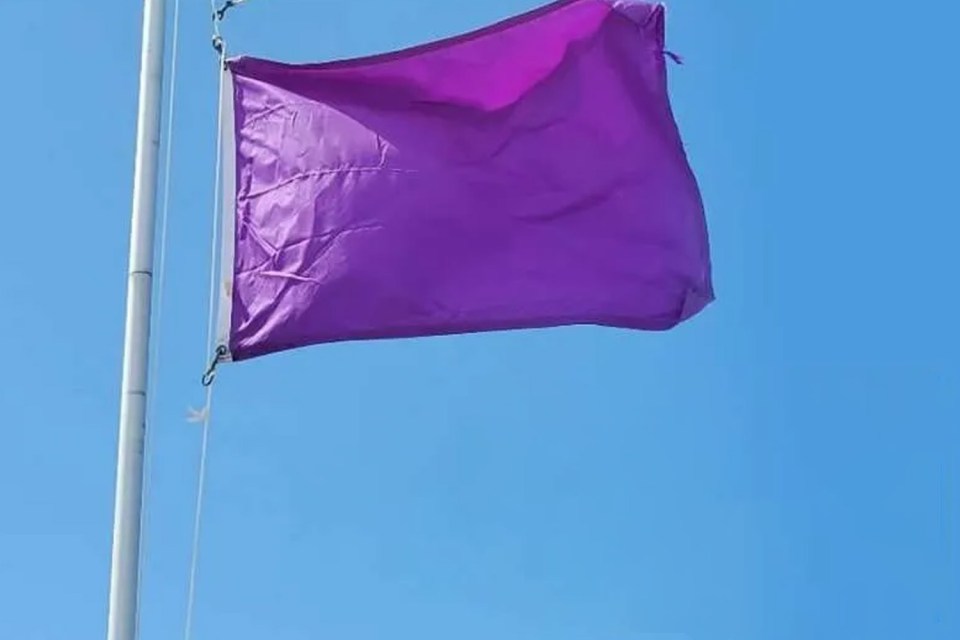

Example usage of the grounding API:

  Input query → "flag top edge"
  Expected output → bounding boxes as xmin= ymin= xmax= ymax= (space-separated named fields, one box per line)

xmin=228 ymin=0 xmax=663 ymax=75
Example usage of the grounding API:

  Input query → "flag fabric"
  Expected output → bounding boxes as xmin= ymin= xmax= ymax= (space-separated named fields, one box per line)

xmin=217 ymin=0 xmax=713 ymax=362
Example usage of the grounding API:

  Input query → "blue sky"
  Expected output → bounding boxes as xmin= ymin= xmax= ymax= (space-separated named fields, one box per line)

xmin=1 ymin=1 xmax=958 ymax=639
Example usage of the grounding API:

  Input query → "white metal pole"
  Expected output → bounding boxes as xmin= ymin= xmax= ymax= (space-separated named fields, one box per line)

xmin=107 ymin=1 xmax=166 ymax=639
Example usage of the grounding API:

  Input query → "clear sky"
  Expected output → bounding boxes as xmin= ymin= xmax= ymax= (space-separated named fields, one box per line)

xmin=0 ymin=1 xmax=958 ymax=639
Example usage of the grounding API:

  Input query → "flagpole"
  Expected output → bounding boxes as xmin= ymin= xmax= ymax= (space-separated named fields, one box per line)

xmin=107 ymin=0 xmax=166 ymax=639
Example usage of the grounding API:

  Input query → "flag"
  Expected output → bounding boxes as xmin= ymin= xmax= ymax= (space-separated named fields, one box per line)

xmin=217 ymin=0 xmax=713 ymax=362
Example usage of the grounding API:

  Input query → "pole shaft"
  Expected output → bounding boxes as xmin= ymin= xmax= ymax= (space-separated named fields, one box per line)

xmin=108 ymin=1 xmax=166 ymax=639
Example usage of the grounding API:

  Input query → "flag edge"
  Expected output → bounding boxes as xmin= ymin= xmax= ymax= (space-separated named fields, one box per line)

xmin=215 ymin=66 xmax=238 ymax=363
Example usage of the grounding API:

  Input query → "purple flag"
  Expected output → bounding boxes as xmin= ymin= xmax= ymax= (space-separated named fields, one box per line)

xmin=217 ymin=0 xmax=712 ymax=362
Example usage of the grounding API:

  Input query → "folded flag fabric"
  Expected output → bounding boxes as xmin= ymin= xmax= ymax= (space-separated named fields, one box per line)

xmin=217 ymin=0 xmax=713 ymax=362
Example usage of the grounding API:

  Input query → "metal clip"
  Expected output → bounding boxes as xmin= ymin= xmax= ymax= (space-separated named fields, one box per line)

xmin=214 ymin=0 xmax=244 ymax=22
xmin=201 ymin=346 xmax=229 ymax=387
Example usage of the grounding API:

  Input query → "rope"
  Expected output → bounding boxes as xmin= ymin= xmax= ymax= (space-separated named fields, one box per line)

xmin=183 ymin=383 xmax=214 ymax=640
xmin=183 ymin=46 xmax=227 ymax=640
xmin=136 ymin=0 xmax=183 ymax=635
xmin=184 ymin=3 xmax=253 ymax=635
xmin=183 ymin=21 xmax=229 ymax=640
xmin=212 ymin=0 xmax=248 ymax=47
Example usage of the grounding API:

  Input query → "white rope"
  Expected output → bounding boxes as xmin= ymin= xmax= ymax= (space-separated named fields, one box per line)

xmin=136 ymin=0 xmax=183 ymax=635
xmin=184 ymin=3 xmax=252 ymax=635
xmin=183 ymin=384 xmax=214 ymax=640
xmin=183 ymin=34 xmax=228 ymax=640
xmin=211 ymin=0 xmax=222 ymax=41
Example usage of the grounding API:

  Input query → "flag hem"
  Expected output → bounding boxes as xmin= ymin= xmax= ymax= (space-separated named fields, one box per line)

xmin=231 ymin=295 xmax=710 ymax=362
xmin=228 ymin=0 xmax=614 ymax=74
xmin=215 ymin=66 xmax=237 ymax=363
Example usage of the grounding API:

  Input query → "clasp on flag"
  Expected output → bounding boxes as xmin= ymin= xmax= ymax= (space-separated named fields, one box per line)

xmin=201 ymin=345 xmax=229 ymax=387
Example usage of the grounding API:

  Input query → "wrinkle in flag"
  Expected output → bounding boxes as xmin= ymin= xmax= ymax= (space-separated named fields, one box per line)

xmin=218 ymin=0 xmax=713 ymax=362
